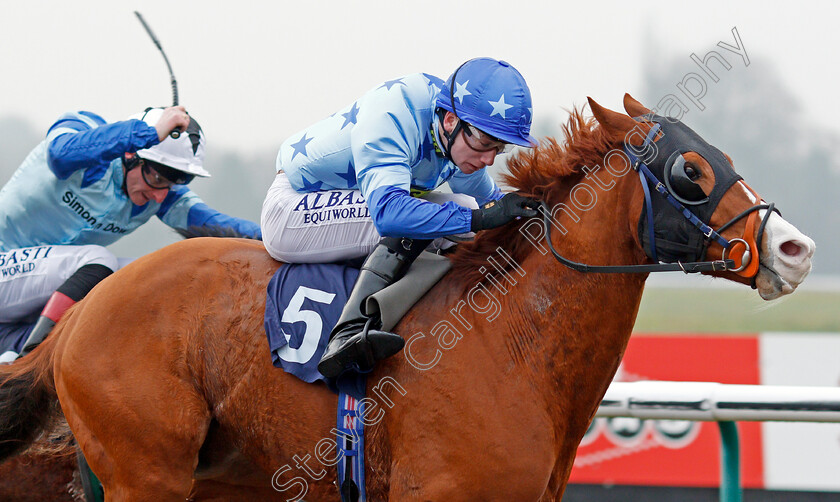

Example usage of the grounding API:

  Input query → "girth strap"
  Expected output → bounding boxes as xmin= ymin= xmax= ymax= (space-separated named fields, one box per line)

xmin=337 ymin=390 xmax=366 ymax=502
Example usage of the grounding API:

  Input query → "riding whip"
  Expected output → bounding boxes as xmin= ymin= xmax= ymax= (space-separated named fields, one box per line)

xmin=134 ymin=11 xmax=182 ymax=139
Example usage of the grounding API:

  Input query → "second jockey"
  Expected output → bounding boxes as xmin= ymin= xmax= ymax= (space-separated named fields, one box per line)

xmin=0 ymin=106 xmax=261 ymax=361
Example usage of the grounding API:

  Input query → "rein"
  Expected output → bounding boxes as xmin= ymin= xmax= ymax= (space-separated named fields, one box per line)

xmin=540 ymin=201 xmax=732 ymax=274
xmin=540 ymin=122 xmax=779 ymax=277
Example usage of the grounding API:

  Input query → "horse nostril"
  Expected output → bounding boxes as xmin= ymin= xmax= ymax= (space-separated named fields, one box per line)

xmin=779 ymin=240 xmax=803 ymax=257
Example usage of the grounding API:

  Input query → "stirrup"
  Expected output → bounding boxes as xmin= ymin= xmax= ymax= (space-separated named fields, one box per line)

xmin=318 ymin=318 xmax=405 ymax=378
xmin=359 ymin=317 xmax=406 ymax=362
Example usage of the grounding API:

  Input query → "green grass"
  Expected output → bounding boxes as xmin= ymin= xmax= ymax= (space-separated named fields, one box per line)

xmin=634 ymin=287 xmax=840 ymax=333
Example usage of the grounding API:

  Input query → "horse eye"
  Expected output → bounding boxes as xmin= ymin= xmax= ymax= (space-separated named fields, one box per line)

xmin=684 ymin=164 xmax=700 ymax=181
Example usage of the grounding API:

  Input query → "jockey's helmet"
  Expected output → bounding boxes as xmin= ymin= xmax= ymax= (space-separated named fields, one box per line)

xmin=436 ymin=57 xmax=537 ymax=148
xmin=127 ymin=107 xmax=210 ymax=183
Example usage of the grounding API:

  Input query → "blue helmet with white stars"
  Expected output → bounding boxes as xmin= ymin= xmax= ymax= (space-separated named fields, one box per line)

xmin=436 ymin=57 xmax=537 ymax=147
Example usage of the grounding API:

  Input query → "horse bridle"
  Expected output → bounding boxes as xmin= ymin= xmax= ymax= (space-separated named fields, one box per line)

xmin=541 ymin=120 xmax=779 ymax=285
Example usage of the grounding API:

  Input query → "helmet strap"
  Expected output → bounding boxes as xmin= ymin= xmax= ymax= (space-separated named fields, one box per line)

xmin=435 ymin=59 xmax=472 ymax=160
xmin=123 ymin=153 xmax=141 ymax=170
xmin=120 ymin=154 xmax=142 ymax=195
xmin=435 ymin=108 xmax=463 ymax=161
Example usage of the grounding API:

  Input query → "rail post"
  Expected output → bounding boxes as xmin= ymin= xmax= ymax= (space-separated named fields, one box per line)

xmin=717 ymin=421 xmax=741 ymax=502
xmin=594 ymin=381 xmax=840 ymax=502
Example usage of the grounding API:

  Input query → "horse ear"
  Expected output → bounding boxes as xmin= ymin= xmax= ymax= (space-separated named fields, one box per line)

xmin=588 ymin=97 xmax=638 ymax=140
xmin=623 ymin=94 xmax=651 ymax=117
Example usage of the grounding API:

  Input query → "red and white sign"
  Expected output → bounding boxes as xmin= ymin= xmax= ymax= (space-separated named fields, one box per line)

xmin=569 ymin=333 xmax=840 ymax=491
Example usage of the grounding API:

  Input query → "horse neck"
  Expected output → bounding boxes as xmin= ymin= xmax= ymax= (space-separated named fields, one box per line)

xmin=534 ymin=173 xmax=644 ymax=347
xmin=445 ymin=166 xmax=649 ymax=419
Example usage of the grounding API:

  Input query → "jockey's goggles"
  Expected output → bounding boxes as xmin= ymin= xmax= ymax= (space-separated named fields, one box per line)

xmin=141 ymin=159 xmax=195 ymax=189
xmin=462 ymin=123 xmax=514 ymax=154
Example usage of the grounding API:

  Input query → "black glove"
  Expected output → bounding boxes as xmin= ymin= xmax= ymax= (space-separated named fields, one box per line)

xmin=470 ymin=193 xmax=540 ymax=232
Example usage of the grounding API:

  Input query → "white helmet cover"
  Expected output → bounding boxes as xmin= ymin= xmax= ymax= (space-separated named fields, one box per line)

xmin=129 ymin=107 xmax=210 ymax=178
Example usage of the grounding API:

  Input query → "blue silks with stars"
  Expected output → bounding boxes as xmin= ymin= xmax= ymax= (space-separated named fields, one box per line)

xmin=275 ymin=72 xmax=503 ymax=240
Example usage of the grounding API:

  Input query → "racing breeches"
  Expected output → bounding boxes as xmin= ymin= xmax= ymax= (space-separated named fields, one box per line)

xmin=260 ymin=171 xmax=478 ymax=264
xmin=0 ymin=244 xmax=118 ymax=323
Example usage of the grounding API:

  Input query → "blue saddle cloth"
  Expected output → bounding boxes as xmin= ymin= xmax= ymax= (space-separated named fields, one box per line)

xmin=264 ymin=262 xmax=367 ymax=398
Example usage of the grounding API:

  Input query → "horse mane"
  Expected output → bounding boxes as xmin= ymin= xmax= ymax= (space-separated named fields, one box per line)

xmin=448 ymin=107 xmax=620 ymax=285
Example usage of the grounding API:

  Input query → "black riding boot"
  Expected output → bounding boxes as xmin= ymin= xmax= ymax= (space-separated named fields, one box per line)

xmin=17 ymin=316 xmax=56 ymax=358
xmin=317 ymin=237 xmax=431 ymax=378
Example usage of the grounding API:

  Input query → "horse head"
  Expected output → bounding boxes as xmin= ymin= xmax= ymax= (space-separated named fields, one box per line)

xmin=587 ymin=94 xmax=814 ymax=299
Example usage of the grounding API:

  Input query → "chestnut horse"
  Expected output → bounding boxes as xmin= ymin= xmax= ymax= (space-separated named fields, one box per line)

xmin=0 ymin=95 xmax=814 ymax=501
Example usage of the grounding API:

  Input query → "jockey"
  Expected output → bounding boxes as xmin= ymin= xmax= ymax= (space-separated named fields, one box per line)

xmin=0 ymin=105 xmax=261 ymax=361
xmin=260 ymin=57 xmax=539 ymax=378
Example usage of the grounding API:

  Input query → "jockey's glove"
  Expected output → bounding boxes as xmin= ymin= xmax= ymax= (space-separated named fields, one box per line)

xmin=470 ymin=193 xmax=540 ymax=232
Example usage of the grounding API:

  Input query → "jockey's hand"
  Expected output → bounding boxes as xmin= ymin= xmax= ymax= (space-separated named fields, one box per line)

xmin=154 ymin=106 xmax=191 ymax=142
xmin=470 ymin=193 xmax=539 ymax=232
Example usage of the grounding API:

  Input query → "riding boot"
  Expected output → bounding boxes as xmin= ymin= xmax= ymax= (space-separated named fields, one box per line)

xmin=17 ymin=264 xmax=113 ymax=359
xmin=17 ymin=293 xmax=73 ymax=358
xmin=317 ymin=237 xmax=431 ymax=378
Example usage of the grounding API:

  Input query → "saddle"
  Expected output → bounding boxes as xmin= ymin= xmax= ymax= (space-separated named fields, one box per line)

xmin=264 ymin=251 xmax=451 ymax=390
xmin=263 ymin=251 xmax=451 ymax=502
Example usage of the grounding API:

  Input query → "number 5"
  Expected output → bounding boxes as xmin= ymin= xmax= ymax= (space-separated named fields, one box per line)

xmin=275 ymin=286 xmax=336 ymax=364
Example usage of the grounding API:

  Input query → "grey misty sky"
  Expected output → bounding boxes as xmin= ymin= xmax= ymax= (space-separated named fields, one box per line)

xmin=0 ymin=1 xmax=837 ymax=155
